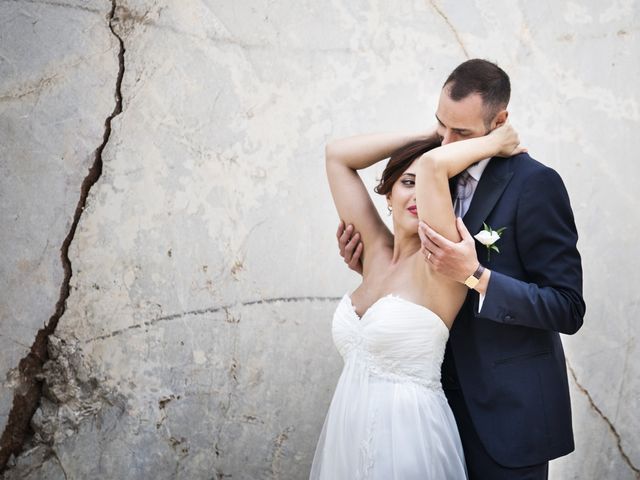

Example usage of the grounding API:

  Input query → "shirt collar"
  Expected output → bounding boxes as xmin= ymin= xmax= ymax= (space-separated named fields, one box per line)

xmin=466 ymin=157 xmax=491 ymax=182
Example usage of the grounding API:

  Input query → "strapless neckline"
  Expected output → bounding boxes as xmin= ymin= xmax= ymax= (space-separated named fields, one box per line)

xmin=345 ymin=293 xmax=450 ymax=332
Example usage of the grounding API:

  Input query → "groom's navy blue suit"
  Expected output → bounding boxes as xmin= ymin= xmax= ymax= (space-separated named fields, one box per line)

xmin=442 ymin=152 xmax=585 ymax=478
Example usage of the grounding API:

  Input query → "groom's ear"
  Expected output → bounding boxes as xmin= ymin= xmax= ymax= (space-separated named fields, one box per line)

xmin=492 ymin=110 xmax=508 ymax=129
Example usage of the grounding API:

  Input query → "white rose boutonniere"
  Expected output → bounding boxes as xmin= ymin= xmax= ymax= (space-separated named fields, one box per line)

xmin=474 ymin=223 xmax=506 ymax=261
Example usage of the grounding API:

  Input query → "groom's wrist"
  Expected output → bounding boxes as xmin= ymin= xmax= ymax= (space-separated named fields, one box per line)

xmin=473 ymin=268 xmax=491 ymax=295
xmin=463 ymin=263 xmax=485 ymax=288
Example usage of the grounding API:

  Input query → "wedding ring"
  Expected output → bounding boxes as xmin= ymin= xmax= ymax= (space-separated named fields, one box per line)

xmin=427 ymin=252 xmax=432 ymax=261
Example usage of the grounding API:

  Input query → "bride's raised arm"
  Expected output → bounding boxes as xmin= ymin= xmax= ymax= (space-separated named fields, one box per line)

xmin=414 ymin=122 xmax=523 ymax=244
xmin=325 ymin=131 xmax=431 ymax=263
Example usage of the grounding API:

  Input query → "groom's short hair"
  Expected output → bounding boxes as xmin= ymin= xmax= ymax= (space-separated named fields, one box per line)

xmin=443 ymin=59 xmax=510 ymax=124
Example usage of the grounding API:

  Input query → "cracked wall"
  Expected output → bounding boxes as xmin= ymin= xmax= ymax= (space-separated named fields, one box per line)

xmin=0 ymin=0 xmax=119 ymax=470
xmin=1 ymin=0 xmax=638 ymax=479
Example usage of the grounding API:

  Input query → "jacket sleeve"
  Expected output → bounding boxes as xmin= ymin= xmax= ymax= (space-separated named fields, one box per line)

xmin=477 ymin=167 xmax=586 ymax=334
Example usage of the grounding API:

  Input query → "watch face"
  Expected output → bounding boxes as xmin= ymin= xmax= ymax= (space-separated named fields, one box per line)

xmin=464 ymin=276 xmax=479 ymax=288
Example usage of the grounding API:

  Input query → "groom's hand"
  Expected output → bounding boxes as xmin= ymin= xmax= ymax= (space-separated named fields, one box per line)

xmin=337 ymin=221 xmax=364 ymax=275
xmin=419 ymin=218 xmax=478 ymax=283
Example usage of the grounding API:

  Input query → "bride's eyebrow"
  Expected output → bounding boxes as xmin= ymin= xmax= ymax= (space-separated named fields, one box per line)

xmin=402 ymin=173 xmax=416 ymax=178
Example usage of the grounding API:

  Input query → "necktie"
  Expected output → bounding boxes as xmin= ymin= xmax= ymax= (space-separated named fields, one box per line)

xmin=453 ymin=171 xmax=474 ymax=218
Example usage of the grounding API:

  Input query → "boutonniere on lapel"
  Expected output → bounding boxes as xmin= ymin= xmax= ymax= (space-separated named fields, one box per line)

xmin=474 ymin=223 xmax=506 ymax=261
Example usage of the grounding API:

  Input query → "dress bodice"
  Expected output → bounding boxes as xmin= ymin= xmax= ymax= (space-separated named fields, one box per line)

xmin=311 ymin=294 xmax=467 ymax=479
xmin=332 ymin=293 xmax=449 ymax=390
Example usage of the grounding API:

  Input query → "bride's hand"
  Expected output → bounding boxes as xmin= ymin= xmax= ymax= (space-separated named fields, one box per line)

xmin=489 ymin=122 xmax=527 ymax=157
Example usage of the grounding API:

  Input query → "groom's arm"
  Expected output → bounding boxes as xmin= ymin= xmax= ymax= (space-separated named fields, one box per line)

xmin=420 ymin=167 xmax=585 ymax=335
xmin=478 ymin=167 xmax=585 ymax=334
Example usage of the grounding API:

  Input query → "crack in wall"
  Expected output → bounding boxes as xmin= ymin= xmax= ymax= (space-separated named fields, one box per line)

xmin=84 ymin=296 xmax=342 ymax=343
xmin=427 ymin=0 xmax=470 ymax=59
xmin=567 ymin=360 xmax=640 ymax=477
xmin=0 ymin=1 xmax=126 ymax=472
xmin=51 ymin=450 xmax=68 ymax=480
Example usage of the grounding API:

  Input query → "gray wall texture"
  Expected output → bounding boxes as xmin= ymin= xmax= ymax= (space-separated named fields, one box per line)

xmin=1 ymin=0 xmax=638 ymax=478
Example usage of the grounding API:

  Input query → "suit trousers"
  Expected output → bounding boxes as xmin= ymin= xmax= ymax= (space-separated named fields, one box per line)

xmin=446 ymin=387 xmax=549 ymax=480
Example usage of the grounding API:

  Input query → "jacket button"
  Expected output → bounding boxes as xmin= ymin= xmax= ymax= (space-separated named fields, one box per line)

xmin=504 ymin=315 xmax=513 ymax=322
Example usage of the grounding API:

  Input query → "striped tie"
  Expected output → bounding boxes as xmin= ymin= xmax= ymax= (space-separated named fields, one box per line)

xmin=453 ymin=171 xmax=473 ymax=218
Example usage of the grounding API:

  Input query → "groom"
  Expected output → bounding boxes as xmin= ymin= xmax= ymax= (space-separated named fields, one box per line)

xmin=337 ymin=59 xmax=585 ymax=479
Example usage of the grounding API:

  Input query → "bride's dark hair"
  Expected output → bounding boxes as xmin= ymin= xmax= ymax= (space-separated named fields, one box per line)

xmin=374 ymin=136 xmax=442 ymax=196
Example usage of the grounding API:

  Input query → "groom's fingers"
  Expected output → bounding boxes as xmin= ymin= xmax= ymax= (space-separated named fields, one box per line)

xmin=420 ymin=222 xmax=442 ymax=248
xmin=343 ymin=232 xmax=360 ymax=263
xmin=348 ymin=241 xmax=363 ymax=270
xmin=421 ymin=235 xmax=439 ymax=257
xmin=418 ymin=222 xmax=430 ymax=252
xmin=419 ymin=222 xmax=441 ymax=259
xmin=336 ymin=220 xmax=345 ymax=241
xmin=425 ymin=225 xmax=452 ymax=251
xmin=337 ymin=222 xmax=353 ymax=257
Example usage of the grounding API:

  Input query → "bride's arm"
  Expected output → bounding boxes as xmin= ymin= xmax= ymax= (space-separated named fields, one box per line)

xmin=326 ymin=130 xmax=432 ymax=259
xmin=414 ymin=123 xmax=523 ymax=243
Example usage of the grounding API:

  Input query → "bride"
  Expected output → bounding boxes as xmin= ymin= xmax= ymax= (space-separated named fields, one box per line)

xmin=309 ymin=122 xmax=523 ymax=479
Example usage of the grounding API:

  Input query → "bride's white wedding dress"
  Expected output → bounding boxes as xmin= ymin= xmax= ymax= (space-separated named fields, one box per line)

xmin=310 ymin=293 xmax=467 ymax=480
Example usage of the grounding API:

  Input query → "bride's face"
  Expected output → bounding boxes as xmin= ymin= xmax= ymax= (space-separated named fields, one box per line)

xmin=387 ymin=161 xmax=419 ymax=233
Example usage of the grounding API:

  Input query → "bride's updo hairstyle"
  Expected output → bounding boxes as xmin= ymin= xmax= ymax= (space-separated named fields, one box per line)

xmin=374 ymin=136 xmax=441 ymax=196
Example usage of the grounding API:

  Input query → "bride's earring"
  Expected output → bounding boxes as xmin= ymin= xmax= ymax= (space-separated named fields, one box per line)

xmin=387 ymin=205 xmax=392 ymax=215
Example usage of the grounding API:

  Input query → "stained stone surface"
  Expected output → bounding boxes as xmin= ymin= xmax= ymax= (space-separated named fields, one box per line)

xmin=1 ymin=0 xmax=639 ymax=479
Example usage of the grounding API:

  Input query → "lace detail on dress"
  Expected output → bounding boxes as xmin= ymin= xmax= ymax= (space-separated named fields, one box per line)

xmin=348 ymin=349 xmax=444 ymax=392
xmin=356 ymin=401 xmax=377 ymax=480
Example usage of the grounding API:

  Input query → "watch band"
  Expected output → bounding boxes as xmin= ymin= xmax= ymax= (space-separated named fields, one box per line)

xmin=464 ymin=264 xmax=485 ymax=289
xmin=472 ymin=263 xmax=485 ymax=280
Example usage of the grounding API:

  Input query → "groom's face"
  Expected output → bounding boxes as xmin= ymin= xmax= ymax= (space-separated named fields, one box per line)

xmin=435 ymin=88 xmax=492 ymax=145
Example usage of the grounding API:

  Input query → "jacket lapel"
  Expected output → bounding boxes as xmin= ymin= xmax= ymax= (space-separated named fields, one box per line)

xmin=463 ymin=157 xmax=514 ymax=236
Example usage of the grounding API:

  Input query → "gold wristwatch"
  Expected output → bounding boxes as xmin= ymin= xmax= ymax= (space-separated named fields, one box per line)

xmin=464 ymin=264 xmax=485 ymax=289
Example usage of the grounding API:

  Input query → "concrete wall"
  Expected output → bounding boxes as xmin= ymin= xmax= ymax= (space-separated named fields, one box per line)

xmin=1 ymin=0 xmax=638 ymax=478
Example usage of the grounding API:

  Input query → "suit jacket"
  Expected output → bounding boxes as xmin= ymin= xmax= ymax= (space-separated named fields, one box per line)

xmin=442 ymin=152 xmax=586 ymax=468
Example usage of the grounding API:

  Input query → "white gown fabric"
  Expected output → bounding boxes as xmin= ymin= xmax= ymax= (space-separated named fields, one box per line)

xmin=310 ymin=293 xmax=467 ymax=480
